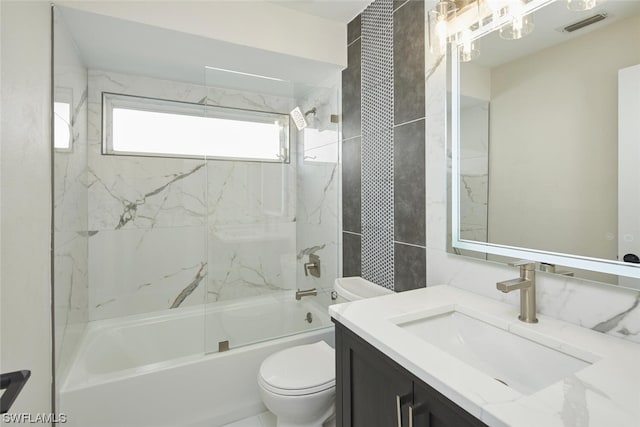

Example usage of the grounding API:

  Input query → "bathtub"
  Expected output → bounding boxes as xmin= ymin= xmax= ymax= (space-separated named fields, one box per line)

xmin=59 ymin=293 xmax=334 ymax=427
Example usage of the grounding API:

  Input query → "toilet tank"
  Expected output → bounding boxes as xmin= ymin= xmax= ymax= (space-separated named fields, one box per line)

xmin=333 ymin=277 xmax=393 ymax=303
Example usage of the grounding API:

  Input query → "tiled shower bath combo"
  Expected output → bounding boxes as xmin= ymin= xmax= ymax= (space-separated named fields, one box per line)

xmin=52 ymin=7 xmax=341 ymax=425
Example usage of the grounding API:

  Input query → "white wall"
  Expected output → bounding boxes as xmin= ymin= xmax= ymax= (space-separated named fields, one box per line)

xmin=488 ymin=15 xmax=640 ymax=262
xmin=425 ymin=26 xmax=640 ymax=345
xmin=0 ymin=0 xmax=52 ymax=415
xmin=57 ymin=0 xmax=347 ymax=68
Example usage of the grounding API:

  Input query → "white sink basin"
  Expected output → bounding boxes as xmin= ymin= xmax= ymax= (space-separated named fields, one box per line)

xmin=396 ymin=310 xmax=592 ymax=395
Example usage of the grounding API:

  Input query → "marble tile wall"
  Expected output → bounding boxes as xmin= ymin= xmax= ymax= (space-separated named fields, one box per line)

xmin=341 ymin=0 xmax=426 ymax=292
xmin=295 ymin=81 xmax=341 ymax=297
xmin=206 ymin=161 xmax=298 ymax=303
xmin=85 ymin=70 xmax=299 ymax=320
xmin=53 ymin=9 xmax=89 ymax=378
xmin=424 ymin=32 xmax=640 ymax=344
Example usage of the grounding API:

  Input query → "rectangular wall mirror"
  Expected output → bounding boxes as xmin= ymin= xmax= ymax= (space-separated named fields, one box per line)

xmin=449 ymin=0 xmax=640 ymax=289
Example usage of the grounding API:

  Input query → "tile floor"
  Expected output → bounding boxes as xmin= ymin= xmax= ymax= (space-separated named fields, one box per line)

xmin=222 ymin=411 xmax=337 ymax=427
xmin=222 ymin=412 xmax=276 ymax=427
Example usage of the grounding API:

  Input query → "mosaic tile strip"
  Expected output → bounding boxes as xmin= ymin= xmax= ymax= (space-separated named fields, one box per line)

xmin=361 ymin=0 xmax=394 ymax=289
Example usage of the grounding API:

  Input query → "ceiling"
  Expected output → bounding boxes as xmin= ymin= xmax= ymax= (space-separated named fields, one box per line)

xmin=269 ymin=0 xmax=372 ymax=23
xmin=58 ymin=6 xmax=347 ymax=97
xmin=57 ymin=1 xmax=379 ymax=96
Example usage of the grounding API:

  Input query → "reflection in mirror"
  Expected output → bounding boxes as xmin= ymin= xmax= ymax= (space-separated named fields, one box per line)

xmin=451 ymin=0 xmax=640 ymax=288
xmin=459 ymin=95 xmax=489 ymax=260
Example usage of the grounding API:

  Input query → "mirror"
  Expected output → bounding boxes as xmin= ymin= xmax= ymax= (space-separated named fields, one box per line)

xmin=450 ymin=0 xmax=640 ymax=288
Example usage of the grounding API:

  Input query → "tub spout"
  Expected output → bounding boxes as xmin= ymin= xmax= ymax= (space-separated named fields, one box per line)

xmin=295 ymin=288 xmax=317 ymax=300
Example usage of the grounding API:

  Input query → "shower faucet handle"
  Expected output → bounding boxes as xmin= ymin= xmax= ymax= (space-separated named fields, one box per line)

xmin=303 ymin=254 xmax=321 ymax=278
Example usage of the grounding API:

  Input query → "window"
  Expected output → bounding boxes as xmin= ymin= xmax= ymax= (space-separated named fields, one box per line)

xmin=54 ymin=87 xmax=73 ymax=151
xmin=102 ymin=93 xmax=289 ymax=162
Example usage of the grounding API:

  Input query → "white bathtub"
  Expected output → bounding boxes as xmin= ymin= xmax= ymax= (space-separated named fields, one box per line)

xmin=59 ymin=293 xmax=334 ymax=427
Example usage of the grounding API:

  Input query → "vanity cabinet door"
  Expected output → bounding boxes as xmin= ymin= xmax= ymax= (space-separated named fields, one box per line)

xmin=335 ymin=320 xmax=487 ymax=427
xmin=335 ymin=322 xmax=413 ymax=427
xmin=411 ymin=381 xmax=486 ymax=427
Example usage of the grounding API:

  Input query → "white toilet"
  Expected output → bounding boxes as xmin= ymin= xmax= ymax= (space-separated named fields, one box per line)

xmin=257 ymin=277 xmax=392 ymax=427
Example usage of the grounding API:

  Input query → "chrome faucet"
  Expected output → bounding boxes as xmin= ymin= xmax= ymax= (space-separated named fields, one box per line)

xmin=296 ymin=288 xmax=317 ymax=300
xmin=496 ymin=260 xmax=538 ymax=323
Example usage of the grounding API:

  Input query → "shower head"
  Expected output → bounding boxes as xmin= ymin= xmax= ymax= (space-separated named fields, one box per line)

xmin=290 ymin=107 xmax=317 ymax=131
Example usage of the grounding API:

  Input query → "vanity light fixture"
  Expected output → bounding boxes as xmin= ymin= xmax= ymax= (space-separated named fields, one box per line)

xmin=459 ymin=29 xmax=479 ymax=62
xmin=428 ymin=0 xmax=553 ymax=61
xmin=499 ymin=0 xmax=535 ymax=40
xmin=499 ymin=13 xmax=535 ymax=39
xmin=567 ymin=0 xmax=597 ymax=11
xmin=428 ymin=0 xmax=458 ymax=54
xmin=486 ymin=0 xmax=510 ymax=22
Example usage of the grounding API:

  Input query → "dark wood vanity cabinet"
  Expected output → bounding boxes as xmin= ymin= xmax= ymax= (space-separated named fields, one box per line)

xmin=334 ymin=320 xmax=487 ymax=427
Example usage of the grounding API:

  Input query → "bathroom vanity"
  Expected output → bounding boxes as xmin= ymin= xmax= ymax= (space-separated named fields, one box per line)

xmin=334 ymin=320 xmax=485 ymax=427
xmin=329 ymin=286 xmax=640 ymax=427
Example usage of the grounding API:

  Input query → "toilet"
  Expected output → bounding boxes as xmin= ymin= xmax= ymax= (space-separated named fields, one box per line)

xmin=258 ymin=277 xmax=392 ymax=427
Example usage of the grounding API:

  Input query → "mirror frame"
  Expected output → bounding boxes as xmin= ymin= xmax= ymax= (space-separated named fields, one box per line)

xmin=450 ymin=35 xmax=640 ymax=280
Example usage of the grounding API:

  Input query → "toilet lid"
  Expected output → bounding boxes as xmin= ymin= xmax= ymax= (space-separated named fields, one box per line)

xmin=259 ymin=341 xmax=335 ymax=394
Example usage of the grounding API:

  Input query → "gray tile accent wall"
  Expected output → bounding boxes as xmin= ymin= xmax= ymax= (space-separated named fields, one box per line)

xmin=343 ymin=232 xmax=362 ymax=277
xmin=341 ymin=0 xmax=425 ymax=291
xmin=361 ymin=0 xmax=395 ymax=289
xmin=342 ymin=137 xmax=362 ymax=233
xmin=347 ymin=14 xmax=361 ymax=45
xmin=342 ymin=39 xmax=362 ymax=141
xmin=393 ymin=0 xmax=410 ymax=12
xmin=394 ymin=243 xmax=426 ymax=292
xmin=393 ymin=0 xmax=425 ymax=125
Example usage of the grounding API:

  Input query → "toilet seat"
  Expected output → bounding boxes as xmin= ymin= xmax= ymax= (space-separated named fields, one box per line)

xmin=258 ymin=374 xmax=334 ymax=396
xmin=259 ymin=341 xmax=335 ymax=397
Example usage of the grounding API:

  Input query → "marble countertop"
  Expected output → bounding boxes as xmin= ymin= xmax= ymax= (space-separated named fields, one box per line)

xmin=328 ymin=285 xmax=640 ymax=427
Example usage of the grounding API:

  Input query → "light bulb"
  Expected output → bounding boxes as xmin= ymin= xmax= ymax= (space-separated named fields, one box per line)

xmin=459 ymin=29 xmax=479 ymax=62
xmin=435 ymin=18 xmax=448 ymax=52
xmin=500 ymin=1 xmax=534 ymax=41
xmin=500 ymin=14 xmax=534 ymax=39
xmin=486 ymin=0 xmax=509 ymax=14
xmin=513 ymin=16 xmax=524 ymax=33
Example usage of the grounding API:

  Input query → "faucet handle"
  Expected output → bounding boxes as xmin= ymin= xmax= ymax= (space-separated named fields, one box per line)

xmin=508 ymin=260 xmax=536 ymax=271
